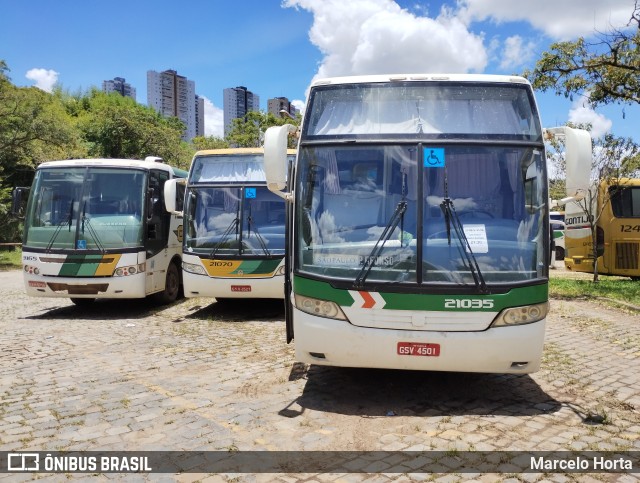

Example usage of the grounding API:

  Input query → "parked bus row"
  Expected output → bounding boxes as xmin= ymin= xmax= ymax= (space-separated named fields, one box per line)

xmin=12 ymin=150 xmax=294 ymax=305
xmin=13 ymin=74 xmax=598 ymax=375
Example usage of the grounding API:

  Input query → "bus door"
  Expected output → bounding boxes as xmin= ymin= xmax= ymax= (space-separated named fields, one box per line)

xmin=146 ymin=169 xmax=171 ymax=293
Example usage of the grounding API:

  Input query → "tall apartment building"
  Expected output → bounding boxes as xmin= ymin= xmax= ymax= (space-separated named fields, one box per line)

xmin=223 ymin=86 xmax=260 ymax=136
xmin=102 ymin=77 xmax=136 ymax=101
xmin=195 ymin=95 xmax=205 ymax=138
xmin=267 ymin=97 xmax=298 ymax=118
xmin=147 ymin=69 xmax=200 ymax=141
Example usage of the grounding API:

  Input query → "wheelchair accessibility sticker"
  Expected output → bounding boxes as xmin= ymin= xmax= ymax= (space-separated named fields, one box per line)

xmin=424 ymin=147 xmax=445 ymax=167
xmin=245 ymin=187 xmax=257 ymax=199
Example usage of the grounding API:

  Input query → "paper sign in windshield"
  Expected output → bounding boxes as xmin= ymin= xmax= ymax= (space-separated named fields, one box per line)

xmin=462 ymin=224 xmax=488 ymax=253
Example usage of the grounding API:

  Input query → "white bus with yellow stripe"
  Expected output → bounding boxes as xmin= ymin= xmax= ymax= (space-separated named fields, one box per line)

xmin=165 ymin=148 xmax=296 ymax=299
xmin=14 ymin=158 xmax=187 ymax=305
xmin=264 ymin=74 xmax=592 ymax=373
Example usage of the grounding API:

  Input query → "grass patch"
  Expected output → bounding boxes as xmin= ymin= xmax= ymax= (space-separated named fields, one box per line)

xmin=0 ymin=247 xmax=21 ymax=270
xmin=550 ymin=277 xmax=640 ymax=308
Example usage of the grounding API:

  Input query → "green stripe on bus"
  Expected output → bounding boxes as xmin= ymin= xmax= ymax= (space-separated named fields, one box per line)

xmin=233 ymin=258 xmax=281 ymax=275
xmin=293 ymin=275 xmax=547 ymax=311
xmin=58 ymin=254 xmax=103 ymax=277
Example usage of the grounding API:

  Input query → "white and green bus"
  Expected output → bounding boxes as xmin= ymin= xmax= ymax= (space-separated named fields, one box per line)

xmin=14 ymin=157 xmax=187 ymax=305
xmin=264 ymin=74 xmax=591 ymax=373
xmin=165 ymin=148 xmax=296 ymax=299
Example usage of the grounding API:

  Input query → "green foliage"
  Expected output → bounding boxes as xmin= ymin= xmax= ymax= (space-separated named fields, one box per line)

xmin=549 ymin=178 xmax=566 ymax=202
xmin=226 ymin=110 xmax=300 ymax=148
xmin=74 ymin=89 xmax=190 ymax=166
xmin=191 ymin=136 xmax=230 ymax=151
xmin=525 ymin=6 xmax=640 ymax=107
xmin=0 ymin=64 xmax=86 ymax=242
xmin=0 ymin=246 xmax=21 ymax=270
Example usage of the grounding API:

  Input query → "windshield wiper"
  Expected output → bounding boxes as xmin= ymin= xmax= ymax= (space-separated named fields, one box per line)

xmin=81 ymin=201 xmax=105 ymax=252
xmin=210 ymin=202 xmax=241 ymax=258
xmin=46 ymin=198 xmax=74 ymax=252
xmin=439 ymin=176 xmax=488 ymax=294
xmin=354 ymin=200 xmax=407 ymax=289
xmin=246 ymin=200 xmax=271 ymax=256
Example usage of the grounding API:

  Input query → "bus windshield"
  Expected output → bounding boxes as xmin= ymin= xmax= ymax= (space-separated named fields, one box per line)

xmin=295 ymin=144 xmax=547 ymax=287
xmin=184 ymin=153 xmax=295 ymax=257
xmin=24 ymin=167 xmax=146 ymax=250
xmin=304 ymin=82 xmax=542 ymax=141
xmin=185 ymin=186 xmax=286 ymax=256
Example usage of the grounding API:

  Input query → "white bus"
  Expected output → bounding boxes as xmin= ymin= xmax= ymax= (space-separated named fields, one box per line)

xmin=264 ymin=74 xmax=592 ymax=373
xmin=165 ymin=148 xmax=296 ymax=299
xmin=14 ymin=157 xmax=187 ymax=305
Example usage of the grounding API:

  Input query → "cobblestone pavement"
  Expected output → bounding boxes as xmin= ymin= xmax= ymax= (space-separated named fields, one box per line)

xmin=0 ymin=269 xmax=638 ymax=483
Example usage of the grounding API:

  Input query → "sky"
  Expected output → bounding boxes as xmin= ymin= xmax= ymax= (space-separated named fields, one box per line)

xmin=1 ymin=0 xmax=637 ymax=141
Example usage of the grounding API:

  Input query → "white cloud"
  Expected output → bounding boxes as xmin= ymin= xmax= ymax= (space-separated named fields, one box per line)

xmin=283 ymin=0 xmax=487 ymax=83
xmin=500 ymin=35 xmax=536 ymax=70
xmin=291 ymin=99 xmax=305 ymax=115
xmin=25 ymin=68 xmax=59 ymax=93
xmin=459 ymin=0 xmax=633 ymax=40
xmin=201 ymin=96 xmax=224 ymax=138
xmin=568 ymin=95 xmax=612 ymax=139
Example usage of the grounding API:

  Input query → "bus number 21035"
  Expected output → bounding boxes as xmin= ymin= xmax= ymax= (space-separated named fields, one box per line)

xmin=444 ymin=299 xmax=494 ymax=309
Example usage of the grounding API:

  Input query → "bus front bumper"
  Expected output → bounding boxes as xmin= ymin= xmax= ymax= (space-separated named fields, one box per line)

xmin=183 ymin=272 xmax=285 ymax=299
xmin=23 ymin=273 xmax=146 ymax=299
xmin=293 ymin=309 xmax=546 ymax=374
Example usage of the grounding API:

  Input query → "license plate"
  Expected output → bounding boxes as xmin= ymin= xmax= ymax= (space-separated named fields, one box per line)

xmin=231 ymin=285 xmax=251 ymax=292
xmin=397 ymin=342 xmax=440 ymax=357
xmin=28 ymin=281 xmax=47 ymax=288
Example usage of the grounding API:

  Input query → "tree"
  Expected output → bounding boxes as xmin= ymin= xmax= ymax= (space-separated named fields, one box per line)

xmin=0 ymin=62 xmax=85 ymax=242
xmin=191 ymin=136 xmax=229 ymax=151
xmin=524 ymin=4 xmax=640 ymax=107
xmin=550 ymin=126 xmax=640 ymax=281
xmin=73 ymin=90 xmax=192 ymax=168
xmin=226 ymin=110 xmax=300 ymax=148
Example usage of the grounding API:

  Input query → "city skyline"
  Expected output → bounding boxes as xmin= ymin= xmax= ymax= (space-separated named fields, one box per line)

xmin=2 ymin=0 xmax=638 ymax=141
xmin=103 ymin=72 xmax=297 ymax=140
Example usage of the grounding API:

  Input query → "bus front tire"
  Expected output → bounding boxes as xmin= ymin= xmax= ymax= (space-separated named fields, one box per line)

xmin=154 ymin=262 xmax=181 ymax=304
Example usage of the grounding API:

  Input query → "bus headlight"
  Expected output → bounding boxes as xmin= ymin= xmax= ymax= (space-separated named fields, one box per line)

xmin=114 ymin=263 xmax=146 ymax=277
xmin=275 ymin=265 xmax=286 ymax=276
xmin=24 ymin=265 xmax=40 ymax=275
xmin=294 ymin=294 xmax=347 ymax=321
xmin=492 ymin=302 xmax=549 ymax=327
xmin=183 ymin=262 xmax=207 ymax=275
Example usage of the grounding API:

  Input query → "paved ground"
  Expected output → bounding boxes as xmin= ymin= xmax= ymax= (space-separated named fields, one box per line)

xmin=0 ymin=268 xmax=638 ymax=482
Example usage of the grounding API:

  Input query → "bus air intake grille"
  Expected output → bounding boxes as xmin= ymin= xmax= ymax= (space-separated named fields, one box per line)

xmin=615 ymin=242 xmax=639 ymax=270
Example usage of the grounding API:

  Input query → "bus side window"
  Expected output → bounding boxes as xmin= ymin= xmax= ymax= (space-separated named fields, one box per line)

xmin=148 ymin=170 xmax=170 ymax=241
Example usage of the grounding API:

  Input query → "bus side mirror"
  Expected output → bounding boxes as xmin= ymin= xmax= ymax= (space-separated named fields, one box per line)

xmin=11 ymin=187 xmax=29 ymax=218
xmin=264 ymin=124 xmax=296 ymax=200
xmin=164 ymin=178 xmax=185 ymax=215
xmin=564 ymin=127 xmax=592 ymax=197
xmin=544 ymin=126 xmax=592 ymax=197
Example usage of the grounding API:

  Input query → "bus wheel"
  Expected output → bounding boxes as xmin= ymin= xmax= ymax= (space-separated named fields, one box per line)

xmin=155 ymin=262 xmax=181 ymax=304
xmin=556 ymin=247 xmax=565 ymax=260
xmin=70 ymin=298 xmax=96 ymax=306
